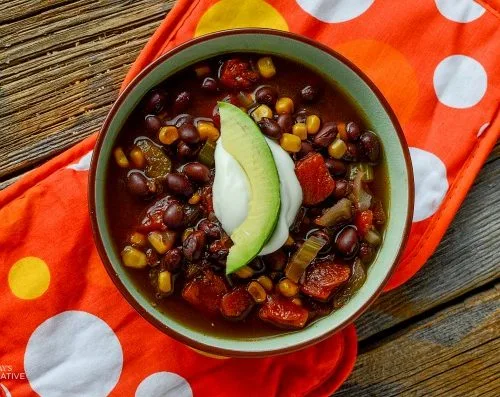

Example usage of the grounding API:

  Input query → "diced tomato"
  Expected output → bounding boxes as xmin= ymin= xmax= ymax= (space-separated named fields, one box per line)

xmin=219 ymin=59 xmax=259 ymax=90
xmin=182 ymin=269 xmax=228 ymax=314
xmin=220 ymin=287 xmax=254 ymax=320
xmin=355 ymin=210 xmax=373 ymax=236
xmin=200 ymin=185 xmax=214 ymax=214
xmin=300 ymin=261 xmax=351 ymax=301
xmin=137 ymin=196 xmax=173 ymax=233
xmin=259 ymin=295 xmax=309 ymax=329
xmin=295 ymin=153 xmax=336 ymax=205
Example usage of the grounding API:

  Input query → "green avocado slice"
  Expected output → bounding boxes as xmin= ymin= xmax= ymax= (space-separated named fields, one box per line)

xmin=218 ymin=102 xmax=281 ymax=274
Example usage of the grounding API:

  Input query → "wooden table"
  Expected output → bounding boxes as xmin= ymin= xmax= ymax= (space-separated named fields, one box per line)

xmin=1 ymin=2 xmax=498 ymax=395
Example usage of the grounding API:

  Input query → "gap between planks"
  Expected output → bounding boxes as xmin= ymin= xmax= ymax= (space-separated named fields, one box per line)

xmin=338 ymin=284 xmax=500 ymax=396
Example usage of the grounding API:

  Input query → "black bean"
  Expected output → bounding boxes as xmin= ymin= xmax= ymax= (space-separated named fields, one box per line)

xmin=309 ymin=229 xmax=332 ymax=254
xmin=162 ymin=248 xmax=183 ymax=272
xmin=332 ymin=179 xmax=351 ymax=199
xmin=325 ymin=158 xmax=347 ymax=177
xmin=198 ymin=219 xmax=221 ymax=239
xmin=143 ymin=90 xmax=167 ymax=114
xmin=183 ymin=230 xmax=206 ymax=261
xmin=255 ymin=86 xmax=278 ymax=106
xmin=360 ymin=131 xmax=381 ymax=162
xmin=163 ymin=202 xmax=184 ymax=229
xmin=313 ymin=122 xmax=337 ymax=147
xmin=165 ymin=172 xmax=193 ymax=197
xmin=177 ymin=141 xmax=199 ymax=159
xmin=174 ymin=114 xmax=194 ymax=128
xmin=144 ymin=115 xmax=162 ymax=133
xmin=178 ymin=124 xmax=200 ymax=145
xmin=173 ymin=91 xmax=191 ymax=113
xmin=183 ymin=162 xmax=210 ymax=183
xmin=208 ymin=239 xmax=229 ymax=262
xmin=201 ymin=77 xmax=218 ymax=93
xmin=310 ymin=229 xmax=330 ymax=244
xmin=359 ymin=242 xmax=374 ymax=264
xmin=346 ymin=122 xmax=361 ymax=141
xmin=294 ymin=109 xmax=308 ymax=124
xmin=126 ymin=172 xmax=151 ymax=198
xmin=296 ymin=141 xmax=313 ymax=159
xmin=248 ymin=257 xmax=266 ymax=275
xmin=300 ymin=85 xmax=319 ymax=102
xmin=258 ymin=118 xmax=282 ymax=139
xmin=277 ymin=114 xmax=293 ymax=134
xmin=336 ymin=226 xmax=359 ymax=258
xmin=342 ymin=142 xmax=360 ymax=162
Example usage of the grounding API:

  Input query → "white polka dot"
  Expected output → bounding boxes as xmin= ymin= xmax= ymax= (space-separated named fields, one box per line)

xmin=135 ymin=372 xmax=192 ymax=397
xmin=24 ymin=311 xmax=123 ymax=397
xmin=67 ymin=150 xmax=93 ymax=171
xmin=297 ymin=0 xmax=374 ymax=23
xmin=477 ymin=122 xmax=490 ymax=137
xmin=435 ymin=0 xmax=485 ymax=23
xmin=410 ymin=148 xmax=449 ymax=222
xmin=433 ymin=55 xmax=487 ymax=109
xmin=0 ymin=384 xmax=12 ymax=397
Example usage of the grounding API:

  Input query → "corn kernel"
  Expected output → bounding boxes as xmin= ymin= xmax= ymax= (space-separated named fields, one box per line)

xmin=280 ymin=133 xmax=302 ymax=153
xmin=328 ymin=138 xmax=348 ymax=159
xmin=158 ymin=126 xmax=179 ymax=145
xmin=158 ymin=270 xmax=173 ymax=294
xmin=194 ymin=64 xmax=211 ymax=77
xmin=235 ymin=266 xmax=254 ymax=279
xmin=247 ymin=281 xmax=267 ymax=303
xmin=121 ymin=245 xmax=147 ymax=269
xmin=337 ymin=122 xmax=348 ymax=141
xmin=130 ymin=232 xmax=147 ymax=247
xmin=148 ymin=231 xmax=176 ymax=254
xmin=114 ymin=147 xmax=129 ymax=168
xmin=285 ymin=235 xmax=294 ymax=246
xmin=292 ymin=123 xmax=307 ymax=140
xmin=275 ymin=97 xmax=294 ymax=115
xmin=278 ymin=278 xmax=299 ymax=297
xmin=257 ymin=57 xmax=276 ymax=78
xmin=182 ymin=228 xmax=194 ymax=242
xmin=257 ymin=275 xmax=273 ymax=292
xmin=251 ymin=104 xmax=273 ymax=122
xmin=197 ymin=121 xmax=220 ymax=141
xmin=306 ymin=115 xmax=321 ymax=134
xmin=129 ymin=146 xmax=146 ymax=168
xmin=292 ymin=298 xmax=303 ymax=306
xmin=188 ymin=192 xmax=201 ymax=205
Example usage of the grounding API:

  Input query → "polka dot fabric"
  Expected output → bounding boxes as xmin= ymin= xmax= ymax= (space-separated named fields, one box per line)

xmin=0 ymin=0 xmax=498 ymax=395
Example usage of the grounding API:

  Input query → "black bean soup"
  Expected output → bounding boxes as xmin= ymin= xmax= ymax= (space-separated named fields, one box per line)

xmin=106 ymin=54 xmax=388 ymax=337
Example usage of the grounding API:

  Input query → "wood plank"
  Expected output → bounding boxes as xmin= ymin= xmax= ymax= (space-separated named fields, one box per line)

xmin=355 ymin=152 xmax=499 ymax=341
xmin=338 ymin=285 xmax=500 ymax=396
xmin=0 ymin=0 xmax=174 ymax=178
xmin=0 ymin=1 xmax=74 ymax=23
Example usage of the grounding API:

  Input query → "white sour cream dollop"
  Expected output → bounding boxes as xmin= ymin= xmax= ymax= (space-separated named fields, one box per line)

xmin=213 ymin=137 xmax=302 ymax=255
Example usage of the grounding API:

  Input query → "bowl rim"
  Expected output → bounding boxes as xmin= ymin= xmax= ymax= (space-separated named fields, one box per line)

xmin=89 ymin=28 xmax=414 ymax=357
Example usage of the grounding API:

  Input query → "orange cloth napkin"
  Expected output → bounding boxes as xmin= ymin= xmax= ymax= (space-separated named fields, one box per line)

xmin=0 ymin=1 xmax=499 ymax=396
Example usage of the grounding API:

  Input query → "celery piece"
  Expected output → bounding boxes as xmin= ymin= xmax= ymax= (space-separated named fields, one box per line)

xmin=285 ymin=236 xmax=326 ymax=283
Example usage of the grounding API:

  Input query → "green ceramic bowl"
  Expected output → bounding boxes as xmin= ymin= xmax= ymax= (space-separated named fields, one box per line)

xmin=89 ymin=29 xmax=413 ymax=357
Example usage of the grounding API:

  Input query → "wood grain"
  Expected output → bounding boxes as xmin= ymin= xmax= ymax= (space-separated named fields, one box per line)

xmin=338 ymin=285 xmax=500 ymax=396
xmin=0 ymin=0 xmax=174 ymax=179
xmin=355 ymin=152 xmax=500 ymax=341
